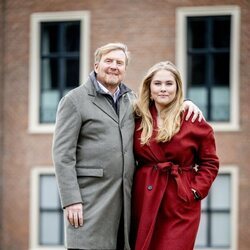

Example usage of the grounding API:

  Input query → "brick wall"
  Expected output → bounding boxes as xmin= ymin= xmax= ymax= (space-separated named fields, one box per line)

xmin=0 ymin=0 xmax=5 ymax=247
xmin=0 ymin=0 xmax=249 ymax=249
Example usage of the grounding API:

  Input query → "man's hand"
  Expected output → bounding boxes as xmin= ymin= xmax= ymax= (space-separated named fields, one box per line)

xmin=183 ymin=100 xmax=204 ymax=122
xmin=65 ymin=203 xmax=83 ymax=228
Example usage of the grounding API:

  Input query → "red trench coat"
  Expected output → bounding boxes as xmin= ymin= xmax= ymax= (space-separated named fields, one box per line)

xmin=131 ymin=105 xmax=219 ymax=250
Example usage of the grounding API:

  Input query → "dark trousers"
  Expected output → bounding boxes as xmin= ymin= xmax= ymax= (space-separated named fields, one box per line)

xmin=116 ymin=213 xmax=124 ymax=250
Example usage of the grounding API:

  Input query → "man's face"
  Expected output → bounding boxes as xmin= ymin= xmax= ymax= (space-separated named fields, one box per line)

xmin=94 ymin=49 xmax=127 ymax=90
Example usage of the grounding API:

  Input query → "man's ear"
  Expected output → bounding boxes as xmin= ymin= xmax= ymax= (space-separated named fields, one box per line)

xmin=94 ymin=63 xmax=98 ymax=73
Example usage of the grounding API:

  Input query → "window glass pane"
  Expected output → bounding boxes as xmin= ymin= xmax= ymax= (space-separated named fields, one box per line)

xmin=213 ymin=53 xmax=230 ymax=86
xmin=211 ymin=213 xmax=230 ymax=247
xmin=187 ymin=87 xmax=208 ymax=118
xmin=40 ymin=175 xmax=60 ymax=209
xmin=66 ymin=59 xmax=80 ymax=89
xmin=41 ymin=23 xmax=60 ymax=54
xmin=40 ymin=58 xmax=59 ymax=123
xmin=201 ymin=196 xmax=208 ymax=209
xmin=188 ymin=55 xmax=206 ymax=85
xmin=195 ymin=212 xmax=208 ymax=246
xmin=210 ymin=174 xmax=231 ymax=209
xmin=40 ymin=91 xmax=59 ymax=123
xmin=211 ymin=87 xmax=230 ymax=121
xmin=188 ymin=18 xmax=207 ymax=48
xmin=40 ymin=212 xmax=61 ymax=245
xmin=41 ymin=58 xmax=59 ymax=90
xmin=213 ymin=16 xmax=231 ymax=48
xmin=64 ymin=22 xmax=80 ymax=52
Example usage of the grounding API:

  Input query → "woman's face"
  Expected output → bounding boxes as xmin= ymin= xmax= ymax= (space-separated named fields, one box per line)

xmin=150 ymin=69 xmax=177 ymax=112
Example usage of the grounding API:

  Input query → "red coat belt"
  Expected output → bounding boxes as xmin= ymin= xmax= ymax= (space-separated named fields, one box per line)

xmin=139 ymin=161 xmax=193 ymax=202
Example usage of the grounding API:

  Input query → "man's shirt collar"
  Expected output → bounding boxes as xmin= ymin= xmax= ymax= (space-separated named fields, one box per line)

xmin=97 ymin=81 xmax=120 ymax=103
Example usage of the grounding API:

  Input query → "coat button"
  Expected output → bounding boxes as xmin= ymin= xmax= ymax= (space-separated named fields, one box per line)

xmin=147 ymin=185 xmax=153 ymax=191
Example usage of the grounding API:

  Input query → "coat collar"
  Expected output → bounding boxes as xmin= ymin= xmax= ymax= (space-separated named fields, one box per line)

xmin=83 ymin=71 xmax=132 ymax=123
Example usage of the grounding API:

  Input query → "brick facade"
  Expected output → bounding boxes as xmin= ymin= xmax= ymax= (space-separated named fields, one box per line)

xmin=0 ymin=0 xmax=4 ymax=247
xmin=0 ymin=0 xmax=249 ymax=249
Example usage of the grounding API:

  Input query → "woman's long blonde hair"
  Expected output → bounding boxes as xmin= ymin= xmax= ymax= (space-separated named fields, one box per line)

xmin=134 ymin=61 xmax=184 ymax=145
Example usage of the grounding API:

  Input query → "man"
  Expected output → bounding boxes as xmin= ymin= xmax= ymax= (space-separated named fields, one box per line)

xmin=52 ymin=42 xmax=202 ymax=250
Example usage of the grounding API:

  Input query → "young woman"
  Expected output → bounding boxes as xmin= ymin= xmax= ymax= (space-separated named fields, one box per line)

xmin=131 ymin=61 xmax=219 ymax=250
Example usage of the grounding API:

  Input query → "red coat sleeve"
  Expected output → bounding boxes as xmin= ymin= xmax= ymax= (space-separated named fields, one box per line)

xmin=191 ymin=127 xmax=219 ymax=199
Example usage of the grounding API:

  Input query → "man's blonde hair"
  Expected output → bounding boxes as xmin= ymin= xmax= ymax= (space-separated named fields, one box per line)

xmin=94 ymin=42 xmax=130 ymax=66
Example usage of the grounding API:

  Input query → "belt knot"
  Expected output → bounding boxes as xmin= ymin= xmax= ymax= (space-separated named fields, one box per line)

xmin=156 ymin=162 xmax=192 ymax=202
xmin=157 ymin=162 xmax=180 ymax=175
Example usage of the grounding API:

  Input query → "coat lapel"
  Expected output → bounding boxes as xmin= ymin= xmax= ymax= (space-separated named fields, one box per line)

xmin=83 ymin=78 xmax=119 ymax=123
xmin=83 ymin=71 xmax=133 ymax=124
xmin=92 ymin=94 xmax=118 ymax=123
xmin=119 ymin=94 xmax=130 ymax=124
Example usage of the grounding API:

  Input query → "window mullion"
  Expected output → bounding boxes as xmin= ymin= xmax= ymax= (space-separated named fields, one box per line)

xmin=207 ymin=18 xmax=213 ymax=121
xmin=59 ymin=23 xmax=65 ymax=98
xmin=207 ymin=195 xmax=212 ymax=247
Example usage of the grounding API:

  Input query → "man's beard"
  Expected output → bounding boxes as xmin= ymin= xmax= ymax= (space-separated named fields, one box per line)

xmin=105 ymin=74 xmax=121 ymax=86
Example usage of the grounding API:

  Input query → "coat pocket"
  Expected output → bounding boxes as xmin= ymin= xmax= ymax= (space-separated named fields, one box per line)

xmin=76 ymin=167 xmax=104 ymax=177
xmin=181 ymin=171 xmax=196 ymax=204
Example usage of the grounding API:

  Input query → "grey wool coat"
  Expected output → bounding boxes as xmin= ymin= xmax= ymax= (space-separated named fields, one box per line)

xmin=52 ymin=71 xmax=136 ymax=250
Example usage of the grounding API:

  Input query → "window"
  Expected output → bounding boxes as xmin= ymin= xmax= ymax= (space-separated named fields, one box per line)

xmin=39 ymin=174 xmax=64 ymax=245
xmin=30 ymin=167 xmax=64 ymax=250
xmin=195 ymin=166 xmax=239 ymax=250
xmin=187 ymin=16 xmax=230 ymax=122
xmin=29 ymin=11 xmax=90 ymax=133
xmin=40 ymin=21 xmax=80 ymax=123
xmin=176 ymin=6 xmax=240 ymax=131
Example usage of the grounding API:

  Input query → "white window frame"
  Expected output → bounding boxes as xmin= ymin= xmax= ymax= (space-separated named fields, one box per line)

xmin=30 ymin=167 xmax=64 ymax=250
xmin=29 ymin=11 xmax=90 ymax=134
xmin=195 ymin=165 xmax=239 ymax=250
xmin=176 ymin=6 xmax=241 ymax=131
